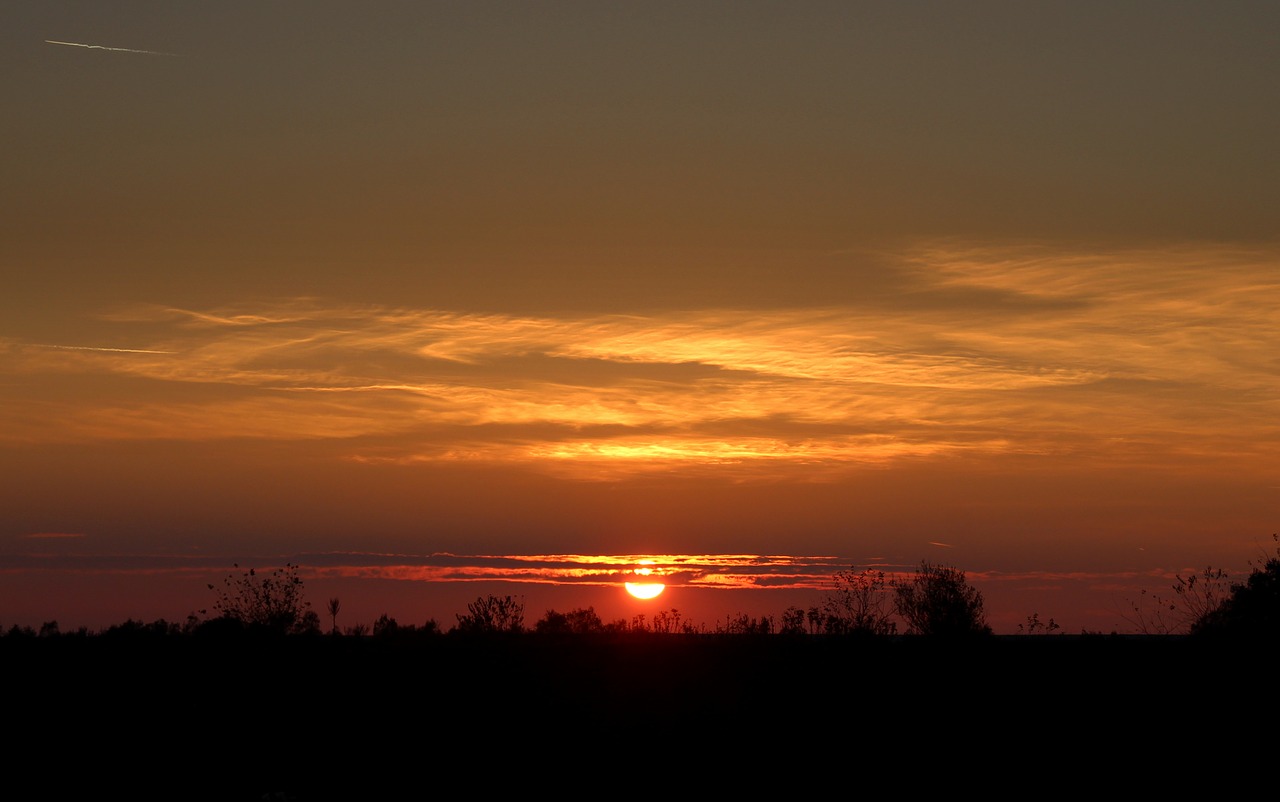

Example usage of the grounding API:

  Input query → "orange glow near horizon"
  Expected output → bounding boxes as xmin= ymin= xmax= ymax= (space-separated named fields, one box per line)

xmin=1 ymin=548 xmax=1245 ymax=635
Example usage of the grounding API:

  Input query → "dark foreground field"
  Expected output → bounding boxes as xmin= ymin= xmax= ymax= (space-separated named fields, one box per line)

xmin=6 ymin=633 xmax=1264 ymax=798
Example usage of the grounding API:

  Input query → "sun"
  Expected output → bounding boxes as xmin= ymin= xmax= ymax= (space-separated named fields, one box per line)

xmin=624 ymin=559 xmax=666 ymax=599
xmin=625 ymin=581 xmax=665 ymax=600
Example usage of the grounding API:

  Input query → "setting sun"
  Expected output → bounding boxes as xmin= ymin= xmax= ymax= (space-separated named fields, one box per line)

xmin=624 ymin=560 xmax=666 ymax=599
xmin=624 ymin=582 xmax=665 ymax=600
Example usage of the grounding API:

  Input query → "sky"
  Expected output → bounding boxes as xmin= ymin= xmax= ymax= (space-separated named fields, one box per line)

xmin=2 ymin=2 xmax=1278 ymax=635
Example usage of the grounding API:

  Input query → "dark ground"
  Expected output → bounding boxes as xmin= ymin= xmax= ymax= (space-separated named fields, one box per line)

xmin=5 ymin=632 xmax=1265 ymax=798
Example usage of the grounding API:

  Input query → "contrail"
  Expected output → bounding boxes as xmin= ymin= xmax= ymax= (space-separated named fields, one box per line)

xmin=32 ymin=344 xmax=175 ymax=354
xmin=45 ymin=39 xmax=179 ymax=57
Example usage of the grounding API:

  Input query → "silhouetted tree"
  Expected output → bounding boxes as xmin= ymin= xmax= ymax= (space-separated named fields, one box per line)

xmin=717 ymin=612 xmax=772 ymax=635
xmin=806 ymin=605 xmax=823 ymax=635
xmin=1017 ymin=613 xmax=1060 ymax=635
xmin=893 ymin=561 xmax=991 ymax=637
xmin=1192 ymin=535 xmax=1280 ymax=637
xmin=823 ymin=568 xmax=897 ymax=636
xmin=206 ymin=563 xmax=312 ymax=634
xmin=454 ymin=594 xmax=525 ymax=634
xmin=327 ymin=598 xmax=341 ymax=635
xmin=650 ymin=608 xmax=683 ymax=634
xmin=103 ymin=619 xmax=182 ymax=640
xmin=296 ymin=609 xmax=322 ymax=636
xmin=536 ymin=607 xmax=605 ymax=635
xmin=6 ymin=624 xmax=36 ymax=639
xmin=536 ymin=609 xmax=571 ymax=634
xmin=372 ymin=613 xmax=399 ymax=637
xmin=1125 ymin=565 xmax=1232 ymax=635
xmin=780 ymin=606 xmax=807 ymax=635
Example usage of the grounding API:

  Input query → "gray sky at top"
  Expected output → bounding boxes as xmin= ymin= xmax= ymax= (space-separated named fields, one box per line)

xmin=4 ymin=2 xmax=1277 ymax=332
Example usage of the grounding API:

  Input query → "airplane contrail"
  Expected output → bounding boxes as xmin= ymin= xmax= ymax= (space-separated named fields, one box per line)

xmin=32 ymin=344 xmax=175 ymax=354
xmin=45 ymin=39 xmax=179 ymax=57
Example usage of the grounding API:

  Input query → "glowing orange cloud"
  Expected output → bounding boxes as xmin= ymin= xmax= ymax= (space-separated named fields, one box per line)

xmin=3 ymin=243 xmax=1276 ymax=481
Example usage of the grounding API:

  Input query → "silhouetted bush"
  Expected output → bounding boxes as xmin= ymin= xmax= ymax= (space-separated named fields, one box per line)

xmin=102 ymin=619 xmax=182 ymax=640
xmin=716 ymin=612 xmax=773 ymax=635
xmin=893 ymin=561 xmax=991 ymax=637
xmin=1193 ymin=536 xmax=1280 ymax=637
xmin=1124 ymin=565 xmax=1232 ymax=635
xmin=453 ymin=594 xmax=525 ymax=634
xmin=1017 ymin=613 xmax=1061 ymax=635
xmin=535 ymin=607 xmax=605 ymax=634
xmin=205 ymin=563 xmax=313 ymax=634
xmin=779 ymin=606 xmax=807 ymax=635
xmin=822 ymin=568 xmax=897 ymax=636
xmin=192 ymin=615 xmax=249 ymax=639
xmin=294 ymin=609 xmax=323 ymax=636
xmin=372 ymin=613 xmax=400 ymax=637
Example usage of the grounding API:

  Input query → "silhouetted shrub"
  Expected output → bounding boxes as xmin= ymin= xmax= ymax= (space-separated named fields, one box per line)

xmin=5 ymin=624 xmax=36 ymax=639
xmin=294 ymin=609 xmax=322 ymax=636
xmin=536 ymin=607 xmax=605 ymax=635
xmin=206 ymin=563 xmax=312 ymax=634
xmin=822 ymin=568 xmax=897 ymax=636
xmin=1193 ymin=536 xmax=1280 ymax=637
xmin=192 ymin=615 xmax=248 ymax=639
xmin=102 ymin=619 xmax=182 ymax=640
xmin=1017 ymin=613 xmax=1061 ymax=635
xmin=453 ymin=595 xmax=525 ymax=634
xmin=779 ymin=606 xmax=807 ymax=635
xmin=716 ymin=612 xmax=773 ymax=635
xmin=893 ymin=561 xmax=991 ymax=637
xmin=1124 ymin=565 xmax=1232 ymax=635
xmin=326 ymin=598 xmax=342 ymax=635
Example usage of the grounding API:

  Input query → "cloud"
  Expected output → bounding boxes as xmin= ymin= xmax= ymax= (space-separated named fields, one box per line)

xmin=4 ymin=242 xmax=1277 ymax=478
xmin=0 ymin=550 xmax=1208 ymax=604
xmin=300 ymin=552 xmax=870 ymax=590
xmin=0 ymin=551 xmax=865 ymax=589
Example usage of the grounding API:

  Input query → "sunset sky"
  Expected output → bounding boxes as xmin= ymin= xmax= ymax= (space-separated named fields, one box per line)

xmin=3 ymin=2 xmax=1277 ymax=634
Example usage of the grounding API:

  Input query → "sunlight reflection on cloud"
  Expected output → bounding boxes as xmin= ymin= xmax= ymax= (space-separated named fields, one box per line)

xmin=4 ymin=243 xmax=1277 ymax=477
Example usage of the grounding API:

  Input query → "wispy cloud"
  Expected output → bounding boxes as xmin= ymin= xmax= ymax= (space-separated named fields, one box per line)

xmin=4 ymin=242 xmax=1277 ymax=478
xmin=0 ymin=547 xmax=1236 ymax=635
xmin=0 ymin=551 xmax=870 ymax=589
xmin=0 ymin=550 xmax=1212 ymax=603
xmin=302 ymin=553 xmax=870 ymax=590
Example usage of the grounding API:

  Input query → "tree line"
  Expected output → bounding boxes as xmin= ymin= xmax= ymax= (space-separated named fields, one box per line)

xmin=6 ymin=538 xmax=1279 ymax=640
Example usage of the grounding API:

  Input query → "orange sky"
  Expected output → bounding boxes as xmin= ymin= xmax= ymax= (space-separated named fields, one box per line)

xmin=2 ymin=3 xmax=1278 ymax=634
